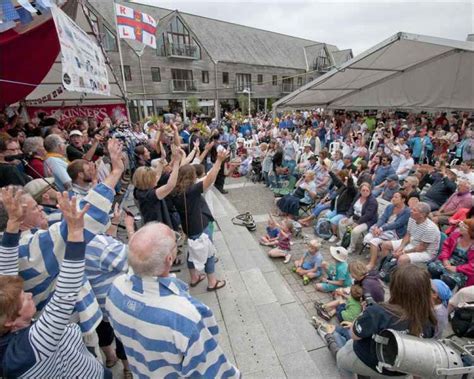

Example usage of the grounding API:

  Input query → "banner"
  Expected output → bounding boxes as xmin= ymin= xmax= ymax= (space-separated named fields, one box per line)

xmin=27 ymin=104 xmax=128 ymax=125
xmin=115 ymin=3 xmax=157 ymax=49
xmin=51 ymin=5 xmax=110 ymax=96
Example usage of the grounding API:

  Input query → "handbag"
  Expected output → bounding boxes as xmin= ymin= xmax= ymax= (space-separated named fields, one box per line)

xmin=183 ymin=193 xmax=216 ymax=271
xmin=232 ymin=212 xmax=256 ymax=231
xmin=341 ymin=226 xmax=352 ymax=249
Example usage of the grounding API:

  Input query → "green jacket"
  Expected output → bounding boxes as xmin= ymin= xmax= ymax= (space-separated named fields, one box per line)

xmin=341 ymin=296 xmax=362 ymax=321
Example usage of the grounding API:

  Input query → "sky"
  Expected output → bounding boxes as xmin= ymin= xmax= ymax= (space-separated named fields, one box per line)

xmin=132 ymin=0 xmax=473 ymax=55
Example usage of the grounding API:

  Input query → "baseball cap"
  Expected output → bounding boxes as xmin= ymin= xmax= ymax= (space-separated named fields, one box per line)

xmin=69 ymin=130 xmax=83 ymax=137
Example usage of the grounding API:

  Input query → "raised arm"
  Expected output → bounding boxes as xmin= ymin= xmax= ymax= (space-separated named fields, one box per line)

xmin=203 ymin=149 xmax=229 ymax=191
xmin=102 ymin=138 xmax=125 ymax=190
xmin=0 ymin=187 xmax=26 ymax=276
xmin=29 ymin=193 xmax=89 ymax=358
xmin=155 ymin=147 xmax=183 ymax=200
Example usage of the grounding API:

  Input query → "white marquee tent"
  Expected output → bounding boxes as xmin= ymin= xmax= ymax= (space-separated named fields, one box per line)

xmin=273 ymin=32 xmax=474 ymax=111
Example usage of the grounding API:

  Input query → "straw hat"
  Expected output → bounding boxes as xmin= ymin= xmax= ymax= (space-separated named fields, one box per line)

xmin=330 ymin=246 xmax=348 ymax=262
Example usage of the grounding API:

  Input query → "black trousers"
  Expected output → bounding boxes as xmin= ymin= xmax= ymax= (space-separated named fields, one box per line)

xmin=96 ymin=320 xmax=127 ymax=360
xmin=214 ymin=164 xmax=226 ymax=190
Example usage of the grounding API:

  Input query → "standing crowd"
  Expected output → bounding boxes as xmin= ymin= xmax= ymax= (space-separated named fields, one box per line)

xmin=0 ymin=106 xmax=473 ymax=378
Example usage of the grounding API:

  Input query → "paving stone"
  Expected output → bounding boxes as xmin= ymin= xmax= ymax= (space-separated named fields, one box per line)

xmin=279 ymin=350 xmax=322 ymax=378
xmin=245 ymin=364 xmax=287 ymax=379
xmin=308 ymin=347 xmax=339 ymax=378
xmin=283 ymin=273 xmax=298 ymax=285
xmin=263 ymin=271 xmax=295 ymax=305
xmin=256 ymin=302 xmax=305 ymax=357
xmin=295 ymin=290 xmax=310 ymax=304
xmin=281 ymin=302 xmax=326 ymax=351
xmin=216 ymin=320 xmax=236 ymax=365
xmin=241 ymin=268 xmax=278 ymax=306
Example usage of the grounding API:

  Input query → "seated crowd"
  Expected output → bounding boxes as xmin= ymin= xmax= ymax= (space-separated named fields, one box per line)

xmin=0 ymin=107 xmax=473 ymax=378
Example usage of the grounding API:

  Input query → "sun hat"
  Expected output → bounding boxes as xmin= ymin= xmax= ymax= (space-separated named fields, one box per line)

xmin=330 ymin=246 xmax=348 ymax=262
xmin=24 ymin=178 xmax=55 ymax=202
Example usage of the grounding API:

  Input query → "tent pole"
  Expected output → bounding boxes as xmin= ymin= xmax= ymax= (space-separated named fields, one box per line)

xmin=112 ymin=0 xmax=131 ymax=122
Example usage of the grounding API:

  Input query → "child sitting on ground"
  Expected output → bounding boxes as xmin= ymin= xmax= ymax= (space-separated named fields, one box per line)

xmin=266 ymin=219 xmax=294 ymax=264
xmin=260 ymin=215 xmax=280 ymax=245
xmin=292 ymin=239 xmax=323 ymax=285
xmin=315 ymin=284 xmax=363 ymax=321
xmin=315 ymin=246 xmax=352 ymax=293
xmin=431 ymin=279 xmax=452 ymax=338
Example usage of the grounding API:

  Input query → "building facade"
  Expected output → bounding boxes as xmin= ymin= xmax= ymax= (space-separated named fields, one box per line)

xmin=86 ymin=0 xmax=352 ymax=121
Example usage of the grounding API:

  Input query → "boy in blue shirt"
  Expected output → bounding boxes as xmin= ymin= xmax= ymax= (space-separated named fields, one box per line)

xmin=316 ymin=246 xmax=352 ymax=292
xmin=292 ymin=239 xmax=323 ymax=285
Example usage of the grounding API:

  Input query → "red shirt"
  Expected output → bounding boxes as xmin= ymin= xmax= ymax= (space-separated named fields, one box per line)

xmin=26 ymin=157 xmax=45 ymax=178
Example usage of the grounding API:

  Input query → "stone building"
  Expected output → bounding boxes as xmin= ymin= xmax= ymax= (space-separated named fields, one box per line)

xmin=87 ymin=0 xmax=352 ymax=121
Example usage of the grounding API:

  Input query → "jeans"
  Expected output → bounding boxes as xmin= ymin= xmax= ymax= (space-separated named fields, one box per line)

xmin=336 ymin=303 xmax=346 ymax=323
xmin=333 ymin=326 xmax=351 ymax=348
xmin=283 ymin=159 xmax=296 ymax=174
xmin=187 ymin=223 xmax=216 ymax=274
xmin=325 ymin=210 xmax=345 ymax=226
xmin=312 ymin=203 xmax=331 ymax=218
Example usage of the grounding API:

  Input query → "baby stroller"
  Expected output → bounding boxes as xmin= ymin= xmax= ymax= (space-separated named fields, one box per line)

xmin=247 ymin=158 xmax=262 ymax=183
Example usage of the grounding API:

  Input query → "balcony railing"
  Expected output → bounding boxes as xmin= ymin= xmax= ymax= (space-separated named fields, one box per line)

xmin=166 ymin=42 xmax=199 ymax=59
xmin=234 ymin=83 xmax=253 ymax=93
xmin=281 ymin=82 xmax=296 ymax=93
xmin=170 ymin=79 xmax=198 ymax=92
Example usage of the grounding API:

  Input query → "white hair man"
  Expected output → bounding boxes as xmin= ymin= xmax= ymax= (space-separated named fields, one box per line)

xmin=380 ymin=201 xmax=440 ymax=265
xmin=106 ymin=222 xmax=240 ymax=378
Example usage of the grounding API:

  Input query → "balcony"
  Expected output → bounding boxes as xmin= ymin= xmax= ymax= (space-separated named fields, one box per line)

xmin=281 ymin=82 xmax=296 ymax=93
xmin=234 ymin=83 xmax=253 ymax=93
xmin=166 ymin=42 xmax=200 ymax=59
xmin=170 ymin=79 xmax=198 ymax=92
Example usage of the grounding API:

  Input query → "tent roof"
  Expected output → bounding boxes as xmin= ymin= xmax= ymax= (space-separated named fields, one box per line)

xmin=273 ymin=32 xmax=474 ymax=111
xmin=25 ymin=2 xmax=124 ymax=107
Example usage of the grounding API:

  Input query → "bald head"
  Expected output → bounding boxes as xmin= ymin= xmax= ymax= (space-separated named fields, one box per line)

xmin=128 ymin=222 xmax=176 ymax=277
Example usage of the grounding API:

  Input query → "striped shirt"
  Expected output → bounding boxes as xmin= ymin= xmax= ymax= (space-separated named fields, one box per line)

xmin=17 ymin=183 xmax=115 ymax=334
xmin=85 ymin=234 xmax=128 ymax=320
xmin=106 ymin=274 xmax=240 ymax=379
xmin=407 ymin=217 xmax=441 ymax=256
xmin=0 ymin=232 xmax=109 ymax=378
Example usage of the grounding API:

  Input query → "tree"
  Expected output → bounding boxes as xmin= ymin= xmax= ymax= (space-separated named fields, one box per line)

xmin=187 ymin=96 xmax=201 ymax=117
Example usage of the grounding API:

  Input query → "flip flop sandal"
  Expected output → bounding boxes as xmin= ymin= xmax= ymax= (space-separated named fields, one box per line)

xmin=190 ymin=274 xmax=206 ymax=287
xmin=123 ymin=369 xmax=133 ymax=379
xmin=207 ymin=279 xmax=226 ymax=291
xmin=105 ymin=357 xmax=118 ymax=368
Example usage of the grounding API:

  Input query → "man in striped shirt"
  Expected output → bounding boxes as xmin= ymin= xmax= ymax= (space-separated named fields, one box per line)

xmin=381 ymin=201 xmax=441 ymax=265
xmin=0 ymin=188 xmax=110 ymax=378
xmin=0 ymin=139 xmax=124 ymax=335
xmin=106 ymin=222 xmax=240 ymax=378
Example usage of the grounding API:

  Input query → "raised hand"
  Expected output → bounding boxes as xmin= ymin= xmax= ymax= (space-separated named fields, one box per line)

xmin=108 ymin=138 xmax=124 ymax=173
xmin=217 ymin=149 xmax=230 ymax=162
xmin=56 ymin=192 xmax=90 ymax=242
xmin=205 ymin=141 xmax=215 ymax=151
xmin=0 ymin=187 xmax=27 ymax=226
xmin=193 ymin=138 xmax=200 ymax=149
xmin=111 ymin=203 xmax=122 ymax=225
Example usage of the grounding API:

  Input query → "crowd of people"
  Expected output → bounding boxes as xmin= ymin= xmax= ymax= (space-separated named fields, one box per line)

xmin=0 ymin=105 xmax=473 ymax=378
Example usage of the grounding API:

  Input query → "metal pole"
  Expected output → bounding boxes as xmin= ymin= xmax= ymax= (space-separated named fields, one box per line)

xmin=248 ymin=89 xmax=251 ymax=118
xmin=136 ymin=49 xmax=148 ymax=119
xmin=182 ymin=99 xmax=187 ymax=121
xmin=214 ymin=60 xmax=219 ymax=121
xmin=112 ymin=0 xmax=131 ymax=121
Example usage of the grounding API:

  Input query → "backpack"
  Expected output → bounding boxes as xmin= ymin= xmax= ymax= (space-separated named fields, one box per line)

xmin=340 ymin=227 xmax=352 ymax=249
xmin=451 ymin=303 xmax=474 ymax=338
xmin=378 ymin=255 xmax=398 ymax=283
xmin=314 ymin=218 xmax=332 ymax=240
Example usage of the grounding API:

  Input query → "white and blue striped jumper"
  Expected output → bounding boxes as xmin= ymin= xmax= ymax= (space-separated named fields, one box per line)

xmin=17 ymin=183 xmax=115 ymax=334
xmin=0 ymin=231 xmax=110 ymax=378
xmin=106 ymin=274 xmax=240 ymax=379
xmin=85 ymin=234 xmax=129 ymax=319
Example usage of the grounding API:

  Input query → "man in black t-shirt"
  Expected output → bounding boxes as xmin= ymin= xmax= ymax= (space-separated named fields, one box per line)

xmin=66 ymin=130 xmax=103 ymax=162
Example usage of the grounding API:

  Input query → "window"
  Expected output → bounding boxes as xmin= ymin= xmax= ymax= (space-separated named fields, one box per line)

xmin=202 ymin=71 xmax=209 ymax=83
xmin=235 ymin=73 xmax=251 ymax=91
xmin=123 ymin=65 xmax=132 ymax=81
xmin=159 ymin=16 xmax=201 ymax=59
xmin=103 ymin=26 xmax=117 ymax=51
xmin=272 ymin=75 xmax=278 ymax=85
xmin=297 ymin=76 xmax=303 ymax=86
xmin=222 ymin=72 xmax=229 ymax=85
xmin=257 ymin=74 xmax=263 ymax=85
xmin=171 ymin=69 xmax=195 ymax=91
xmin=151 ymin=67 xmax=161 ymax=82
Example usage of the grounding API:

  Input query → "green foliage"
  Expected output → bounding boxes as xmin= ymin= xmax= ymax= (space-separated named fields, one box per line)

xmin=187 ymin=96 xmax=201 ymax=115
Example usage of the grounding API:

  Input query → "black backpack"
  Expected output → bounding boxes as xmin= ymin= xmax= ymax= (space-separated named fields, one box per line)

xmin=451 ymin=303 xmax=474 ymax=338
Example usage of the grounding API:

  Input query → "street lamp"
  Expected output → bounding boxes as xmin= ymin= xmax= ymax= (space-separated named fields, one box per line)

xmin=243 ymin=87 xmax=251 ymax=118
xmin=135 ymin=45 xmax=148 ymax=119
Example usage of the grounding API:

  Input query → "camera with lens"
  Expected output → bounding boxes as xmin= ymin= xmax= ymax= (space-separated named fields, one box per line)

xmin=364 ymin=293 xmax=375 ymax=307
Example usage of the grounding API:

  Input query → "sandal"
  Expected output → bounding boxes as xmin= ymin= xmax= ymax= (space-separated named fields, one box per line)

xmin=105 ymin=357 xmax=118 ymax=368
xmin=123 ymin=369 xmax=133 ymax=379
xmin=303 ymin=275 xmax=311 ymax=285
xmin=190 ymin=274 xmax=206 ymax=287
xmin=207 ymin=280 xmax=226 ymax=291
